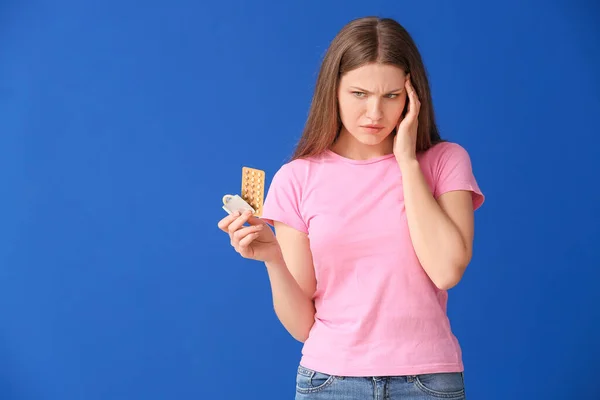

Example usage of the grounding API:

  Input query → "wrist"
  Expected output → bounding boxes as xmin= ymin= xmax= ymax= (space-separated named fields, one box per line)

xmin=264 ymin=247 xmax=285 ymax=269
xmin=397 ymin=156 xmax=419 ymax=171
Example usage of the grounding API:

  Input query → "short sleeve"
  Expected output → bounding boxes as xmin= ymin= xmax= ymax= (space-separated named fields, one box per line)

xmin=260 ymin=163 xmax=308 ymax=234
xmin=432 ymin=142 xmax=485 ymax=210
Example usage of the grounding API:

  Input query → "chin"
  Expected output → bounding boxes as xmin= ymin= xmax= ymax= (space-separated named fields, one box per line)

xmin=357 ymin=136 xmax=383 ymax=146
xmin=356 ymin=132 xmax=392 ymax=146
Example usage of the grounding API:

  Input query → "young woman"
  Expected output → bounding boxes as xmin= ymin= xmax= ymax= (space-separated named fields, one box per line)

xmin=218 ymin=16 xmax=484 ymax=400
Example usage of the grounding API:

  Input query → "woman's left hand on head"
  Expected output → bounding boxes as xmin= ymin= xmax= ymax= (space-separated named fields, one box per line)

xmin=393 ymin=74 xmax=420 ymax=165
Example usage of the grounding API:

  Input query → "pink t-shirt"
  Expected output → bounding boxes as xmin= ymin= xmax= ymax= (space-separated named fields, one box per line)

xmin=261 ymin=141 xmax=484 ymax=377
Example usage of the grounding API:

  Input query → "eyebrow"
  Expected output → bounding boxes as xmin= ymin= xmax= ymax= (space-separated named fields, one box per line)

xmin=349 ymin=86 xmax=404 ymax=94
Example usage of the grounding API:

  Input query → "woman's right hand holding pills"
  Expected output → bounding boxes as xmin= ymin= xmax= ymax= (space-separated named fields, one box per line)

xmin=218 ymin=210 xmax=282 ymax=263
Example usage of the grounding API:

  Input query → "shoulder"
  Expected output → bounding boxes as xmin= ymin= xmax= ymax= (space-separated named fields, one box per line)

xmin=278 ymin=156 xmax=312 ymax=173
xmin=272 ymin=152 xmax=326 ymax=180
xmin=420 ymin=141 xmax=470 ymax=163
xmin=272 ymin=157 xmax=310 ymax=181
xmin=418 ymin=141 xmax=475 ymax=174
xmin=268 ymin=153 xmax=324 ymax=190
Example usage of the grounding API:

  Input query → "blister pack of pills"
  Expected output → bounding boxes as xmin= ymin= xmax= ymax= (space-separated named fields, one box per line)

xmin=222 ymin=167 xmax=265 ymax=217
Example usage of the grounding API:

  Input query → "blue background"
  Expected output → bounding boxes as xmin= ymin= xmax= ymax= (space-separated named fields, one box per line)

xmin=1 ymin=0 xmax=599 ymax=399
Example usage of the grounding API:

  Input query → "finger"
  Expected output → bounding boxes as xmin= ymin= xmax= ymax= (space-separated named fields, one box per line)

xmin=218 ymin=211 xmax=241 ymax=232
xmin=231 ymin=225 xmax=264 ymax=252
xmin=232 ymin=224 xmax=264 ymax=245
xmin=404 ymin=79 xmax=420 ymax=119
xmin=405 ymin=77 xmax=418 ymax=99
xmin=238 ymin=231 xmax=261 ymax=254
xmin=227 ymin=210 xmax=253 ymax=236
xmin=409 ymin=89 xmax=421 ymax=108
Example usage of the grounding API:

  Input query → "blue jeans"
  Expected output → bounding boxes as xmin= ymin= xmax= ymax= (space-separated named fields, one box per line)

xmin=296 ymin=365 xmax=466 ymax=399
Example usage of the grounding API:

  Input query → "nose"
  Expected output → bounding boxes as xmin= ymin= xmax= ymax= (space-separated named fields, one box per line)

xmin=365 ymin=97 xmax=383 ymax=122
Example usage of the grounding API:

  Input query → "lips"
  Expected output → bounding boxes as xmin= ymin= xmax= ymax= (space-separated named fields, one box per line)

xmin=362 ymin=124 xmax=384 ymax=129
xmin=361 ymin=124 xmax=385 ymax=134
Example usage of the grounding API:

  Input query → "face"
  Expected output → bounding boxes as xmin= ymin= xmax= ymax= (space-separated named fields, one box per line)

xmin=337 ymin=63 xmax=408 ymax=149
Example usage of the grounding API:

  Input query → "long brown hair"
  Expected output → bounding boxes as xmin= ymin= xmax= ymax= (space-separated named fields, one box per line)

xmin=290 ymin=16 xmax=443 ymax=161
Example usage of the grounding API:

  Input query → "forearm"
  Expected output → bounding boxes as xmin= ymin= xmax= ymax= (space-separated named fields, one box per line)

xmin=399 ymin=159 xmax=468 ymax=289
xmin=264 ymin=257 xmax=316 ymax=342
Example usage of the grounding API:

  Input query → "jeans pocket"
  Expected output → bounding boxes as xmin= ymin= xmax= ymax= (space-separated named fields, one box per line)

xmin=296 ymin=365 xmax=337 ymax=394
xmin=414 ymin=372 xmax=465 ymax=398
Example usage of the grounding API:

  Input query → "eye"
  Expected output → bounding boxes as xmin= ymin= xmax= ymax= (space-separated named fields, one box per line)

xmin=352 ymin=91 xmax=366 ymax=98
xmin=385 ymin=93 xmax=400 ymax=99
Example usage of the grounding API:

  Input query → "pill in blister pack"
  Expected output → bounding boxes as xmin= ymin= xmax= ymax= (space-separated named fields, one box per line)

xmin=241 ymin=167 xmax=265 ymax=217
xmin=221 ymin=167 xmax=266 ymax=217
